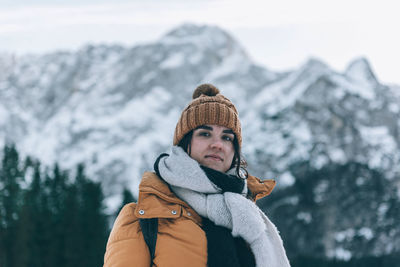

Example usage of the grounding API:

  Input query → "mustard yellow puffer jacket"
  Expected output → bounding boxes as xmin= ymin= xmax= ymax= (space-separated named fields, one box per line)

xmin=104 ymin=172 xmax=275 ymax=267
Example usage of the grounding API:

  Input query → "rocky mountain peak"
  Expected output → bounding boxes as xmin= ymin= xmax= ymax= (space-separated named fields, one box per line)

xmin=345 ymin=57 xmax=378 ymax=85
xmin=303 ymin=57 xmax=330 ymax=72
xmin=163 ymin=23 xmax=231 ymax=43
xmin=160 ymin=23 xmax=247 ymax=59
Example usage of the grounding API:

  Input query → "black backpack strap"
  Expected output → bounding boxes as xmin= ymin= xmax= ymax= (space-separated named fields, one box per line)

xmin=139 ymin=218 xmax=158 ymax=264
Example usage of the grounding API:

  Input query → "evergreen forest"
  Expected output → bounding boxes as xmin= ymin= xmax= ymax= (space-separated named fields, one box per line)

xmin=0 ymin=144 xmax=398 ymax=267
xmin=0 ymin=144 xmax=135 ymax=267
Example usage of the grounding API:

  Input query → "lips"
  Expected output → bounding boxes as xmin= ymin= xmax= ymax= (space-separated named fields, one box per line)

xmin=205 ymin=154 xmax=223 ymax=161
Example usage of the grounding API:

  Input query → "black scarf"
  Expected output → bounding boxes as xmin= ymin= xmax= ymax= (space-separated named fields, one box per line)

xmin=200 ymin=166 xmax=256 ymax=267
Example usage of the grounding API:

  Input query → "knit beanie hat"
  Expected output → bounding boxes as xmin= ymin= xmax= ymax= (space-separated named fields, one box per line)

xmin=173 ymin=84 xmax=242 ymax=146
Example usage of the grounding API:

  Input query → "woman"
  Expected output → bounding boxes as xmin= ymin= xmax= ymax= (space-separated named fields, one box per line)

xmin=104 ymin=84 xmax=290 ymax=267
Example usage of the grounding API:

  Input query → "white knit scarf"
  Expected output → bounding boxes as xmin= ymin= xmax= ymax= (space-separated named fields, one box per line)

xmin=157 ymin=146 xmax=291 ymax=267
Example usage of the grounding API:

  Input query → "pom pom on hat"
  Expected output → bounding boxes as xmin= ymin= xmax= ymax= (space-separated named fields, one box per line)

xmin=192 ymin=84 xmax=220 ymax=99
xmin=173 ymin=83 xmax=242 ymax=146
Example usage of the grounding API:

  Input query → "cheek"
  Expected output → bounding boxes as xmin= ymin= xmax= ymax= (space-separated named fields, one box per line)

xmin=226 ymin=144 xmax=235 ymax=160
xmin=190 ymin=137 xmax=205 ymax=156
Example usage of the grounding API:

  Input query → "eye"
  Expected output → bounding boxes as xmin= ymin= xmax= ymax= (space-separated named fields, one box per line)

xmin=222 ymin=135 xmax=234 ymax=142
xmin=198 ymin=131 xmax=210 ymax=137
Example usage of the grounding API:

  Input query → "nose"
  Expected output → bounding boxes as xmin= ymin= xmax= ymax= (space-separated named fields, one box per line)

xmin=210 ymin=138 xmax=223 ymax=150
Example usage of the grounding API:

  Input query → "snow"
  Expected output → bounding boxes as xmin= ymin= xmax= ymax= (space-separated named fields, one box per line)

xmin=279 ymin=172 xmax=295 ymax=186
xmin=335 ymin=229 xmax=355 ymax=242
xmin=345 ymin=57 xmax=376 ymax=86
xmin=359 ymin=227 xmax=374 ymax=240
xmin=160 ymin=53 xmax=185 ymax=69
xmin=388 ymin=103 xmax=399 ymax=113
xmin=377 ymin=203 xmax=389 ymax=218
xmin=313 ymin=155 xmax=329 ymax=169
xmin=360 ymin=126 xmax=393 ymax=146
xmin=141 ymin=71 xmax=157 ymax=83
xmin=329 ymin=148 xmax=346 ymax=163
xmin=253 ymin=73 xmax=297 ymax=113
xmin=189 ymin=52 xmax=203 ymax=64
xmin=334 ymin=248 xmax=352 ymax=261
xmin=313 ymin=180 xmax=329 ymax=203
xmin=0 ymin=104 xmax=8 ymax=125
xmin=292 ymin=121 xmax=312 ymax=143
xmin=334 ymin=75 xmax=376 ymax=100
xmin=160 ymin=24 xmax=231 ymax=50
xmin=296 ymin=211 xmax=312 ymax=223
xmin=205 ymin=45 xmax=250 ymax=80
xmin=335 ymin=227 xmax=374 ymax=246
xmin=254 ymin=59 xmax=331 ymax=115
xmin=359 ymin=125 xmax=397 ymax=168
xmin=332 ymin=86 xmax=346 ymax=99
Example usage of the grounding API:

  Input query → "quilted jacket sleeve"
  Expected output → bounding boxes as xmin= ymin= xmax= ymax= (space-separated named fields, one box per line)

xmin=104 ymin=203 xmax=151 ymax=267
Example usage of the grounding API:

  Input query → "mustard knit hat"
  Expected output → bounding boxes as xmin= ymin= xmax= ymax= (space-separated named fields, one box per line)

xmin=173 ymin=84 xmax=242 ymax=146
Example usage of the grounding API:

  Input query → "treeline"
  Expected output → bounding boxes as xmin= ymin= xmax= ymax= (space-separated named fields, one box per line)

xmin=291 ymin=254 xmax=400 ymax=267
xmin=4 ymin=142 xmax=398 ymax=267
xmin=260 ymin=160 xmax=400 ymax=267
xmin=0 ymin=144 xmax=135 ymax=267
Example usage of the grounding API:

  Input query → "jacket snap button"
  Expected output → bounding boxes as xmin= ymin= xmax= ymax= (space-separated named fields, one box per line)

xmin=139 ymin=209 xmax=145 ymax=215
xmin=171 ymin=210 xmax=177 ymax=215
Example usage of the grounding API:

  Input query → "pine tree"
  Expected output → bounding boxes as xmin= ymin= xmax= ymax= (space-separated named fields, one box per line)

xmin=63 ymin=177 xmax=82 ymax=267
xmin=0 ymin=144 xmax=24 ymax=267
xmin=63 ymin=163 xmax=108 ymax=267
xmin=1 ymin=145 xmax=110 ymax=267
xmin=13 ymin=161 xmax=55 ymax=267
xmin=46 ymin=163 xmax=69 ymax=267
xmin=13 ymin=161 xmax=35 ymax=267
xmin=19 ymin=161 xmax=43 ymax=267
xmin=116 ymin=187 xmax=137 ymax=215
xmin=76 ymin=163 xmax=108 ymax=267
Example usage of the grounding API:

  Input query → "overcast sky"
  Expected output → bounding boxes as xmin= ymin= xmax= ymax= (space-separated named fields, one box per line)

xmin=1 ymin=0 xmax=399 ymax=84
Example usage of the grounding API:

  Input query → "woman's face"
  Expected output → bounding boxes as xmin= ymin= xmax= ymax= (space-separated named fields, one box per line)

xmin=189 ymin=124 xmax=235 ymax=173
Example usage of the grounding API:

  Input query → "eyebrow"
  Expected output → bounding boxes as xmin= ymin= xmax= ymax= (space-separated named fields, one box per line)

xmin=196 ymin=125 xmax=213 ymax=131
xmin=223 ymin=129 xmax=234 ymax=134
xmin=195 ymin=125 xmax=234 ymax=134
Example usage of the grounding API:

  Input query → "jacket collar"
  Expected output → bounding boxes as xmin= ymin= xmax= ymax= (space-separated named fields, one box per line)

xmin=139 ymin=171 xmax=275 ymax=200
xmin=135 ymin=171 xmax=275 ymax=222
xmin=135 ymin=172 xmax=199 ymax=222
xmin=247 ymin=174 xmax=276 ymax=201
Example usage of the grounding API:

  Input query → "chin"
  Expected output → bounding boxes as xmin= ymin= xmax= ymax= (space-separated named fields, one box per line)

xmin=203 ymin=163 xmax=226 ymax=173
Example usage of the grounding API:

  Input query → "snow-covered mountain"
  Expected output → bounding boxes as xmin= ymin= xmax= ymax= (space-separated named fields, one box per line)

xmin=244 ymin=57 xmax=400 ymax=185
xmin=1 ymin=23 xmax=400 ymax=259
xmin=0 ymin=24 xmax=280 ymax=201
